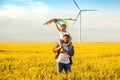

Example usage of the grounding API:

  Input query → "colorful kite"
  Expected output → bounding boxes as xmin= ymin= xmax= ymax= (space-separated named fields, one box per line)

xmin=44 ymin=18 xmax=76 ymax=26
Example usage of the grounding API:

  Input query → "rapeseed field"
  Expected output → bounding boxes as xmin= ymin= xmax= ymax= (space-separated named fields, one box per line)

xmin=0 ymin=42 xmax=120 ymax=80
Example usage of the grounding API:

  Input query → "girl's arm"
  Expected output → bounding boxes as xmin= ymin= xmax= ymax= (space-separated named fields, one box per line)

xmin=66 ymin=34 xmax=72 ymax=46
xmin=55 ymin=22 xmax=62 ymax=32
xmin=54 ymin=46 xmax=62 ymax=52
xmin=66 ymin=40 xmax=71 ymax=46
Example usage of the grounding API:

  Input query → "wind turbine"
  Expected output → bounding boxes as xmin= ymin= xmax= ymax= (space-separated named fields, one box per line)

xmin=73 ymin=0 xmax=97 ymax=42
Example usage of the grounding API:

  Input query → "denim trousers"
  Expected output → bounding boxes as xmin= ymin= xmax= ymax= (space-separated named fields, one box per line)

xmin=56 ymin=62 xmax=71 ymax=73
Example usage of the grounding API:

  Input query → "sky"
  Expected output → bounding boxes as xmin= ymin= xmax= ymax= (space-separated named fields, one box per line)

xmin=0 ymin=0 xmax=120 ymax=42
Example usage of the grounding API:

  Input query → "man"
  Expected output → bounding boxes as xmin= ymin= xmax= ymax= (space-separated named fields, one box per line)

xmin=53 ymin=34 xmax=74 ymax=73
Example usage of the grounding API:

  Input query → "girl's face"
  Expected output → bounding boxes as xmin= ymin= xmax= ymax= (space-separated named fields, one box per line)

xmin=61 ymin=26 xmax=67 ymax=31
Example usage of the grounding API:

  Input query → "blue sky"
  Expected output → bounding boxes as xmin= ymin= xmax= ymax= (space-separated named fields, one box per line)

xmin=1 ymin=0 xmax=120 ymax=10
xmin=0 ymin=0 xmax=120 ymax=42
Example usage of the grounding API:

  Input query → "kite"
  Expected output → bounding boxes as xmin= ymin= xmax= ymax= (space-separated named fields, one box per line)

xmin=44 ymin=18 xmax=76 ymax=26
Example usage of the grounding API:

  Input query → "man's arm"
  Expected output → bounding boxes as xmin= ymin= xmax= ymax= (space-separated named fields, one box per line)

xmin=69 ymin=46 xmax=74 ymax=56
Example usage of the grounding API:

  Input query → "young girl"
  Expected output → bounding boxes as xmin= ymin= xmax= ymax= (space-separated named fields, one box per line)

xmin=54 ymin=20 xmax=72 ymax=57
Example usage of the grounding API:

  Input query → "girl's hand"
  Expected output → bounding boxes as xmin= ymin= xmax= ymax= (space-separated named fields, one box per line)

xmin=54 ymin=19 xmax=57 ymax=23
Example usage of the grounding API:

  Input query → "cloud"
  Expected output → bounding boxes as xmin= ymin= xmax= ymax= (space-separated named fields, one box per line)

xmin=0 ymin=1 xmax=55 ymax=42
xmin=0 ymin=5 xmax=27 ymax=19
xmin=0 ymin=0 xmax=120 ymax=42
xmin=0 ymin=0 xmax=51 ymax=19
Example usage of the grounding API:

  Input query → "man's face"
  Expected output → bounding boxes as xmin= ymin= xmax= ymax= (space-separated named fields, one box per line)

xmin=63 ymin=36 xmax=69 ymax=43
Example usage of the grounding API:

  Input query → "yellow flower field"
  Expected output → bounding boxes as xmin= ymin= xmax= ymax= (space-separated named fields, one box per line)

xmin=0 ymin=42 xmax=120 ymax=80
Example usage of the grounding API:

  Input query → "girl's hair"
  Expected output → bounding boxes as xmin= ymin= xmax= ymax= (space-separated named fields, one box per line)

xmin=61 ymin=24 xmax=66 ymax=27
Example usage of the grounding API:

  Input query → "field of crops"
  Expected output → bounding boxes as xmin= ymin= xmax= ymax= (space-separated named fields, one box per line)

xmin=0 ymin=42 xmax=120 ymax=80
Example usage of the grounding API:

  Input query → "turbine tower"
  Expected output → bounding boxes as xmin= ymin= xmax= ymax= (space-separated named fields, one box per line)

xmin=73 ymin=0 xmax=97 ymax=42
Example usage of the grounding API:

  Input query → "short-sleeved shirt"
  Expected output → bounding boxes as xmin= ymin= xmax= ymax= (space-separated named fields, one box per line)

xmin=56 ymin=43 xmax=70 ymax=64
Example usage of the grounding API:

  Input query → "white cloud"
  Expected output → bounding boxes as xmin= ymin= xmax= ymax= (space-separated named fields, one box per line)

xmin=0 ymin=1 xmax=55 ymax=42
xmin=0 ymin=0 xmax=51 ymax=19
xmin=0 ymin=0 xmax=53 ymax=26
xmin=0 ymin=5 xmax=27 ymax=19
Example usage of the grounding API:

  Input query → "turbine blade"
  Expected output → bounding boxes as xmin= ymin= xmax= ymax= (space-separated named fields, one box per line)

xmin=73 ymin=11 xmax=80 ymax=24
xmin=72 ymin=20 xmax=77 ymax=25
xmin=73 ymin=0 xmax=80 ymax=10
xmin=81 ymin=9 xmax=98 ymax=11
xmin=71 ymin=19 xmax=77 ymax=21
xmin=76 ymin=11 xmax=81 ymax=19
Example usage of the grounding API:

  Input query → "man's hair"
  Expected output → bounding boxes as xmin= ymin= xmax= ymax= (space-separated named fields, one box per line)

xmin=63 ymin=34 xmax=70 ymax=38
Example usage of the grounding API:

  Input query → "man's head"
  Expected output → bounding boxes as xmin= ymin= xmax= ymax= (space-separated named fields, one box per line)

xmin=62 ymin=34 xmax=70 ymax=43
xmin=61 ymin=24 xmax=67 ymax=31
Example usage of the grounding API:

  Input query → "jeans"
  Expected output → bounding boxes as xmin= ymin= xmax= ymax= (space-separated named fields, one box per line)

xmin=56 ymin=62 xmax=70 ymax=73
